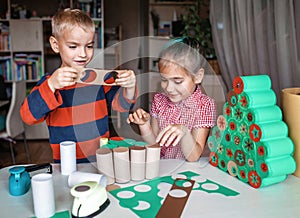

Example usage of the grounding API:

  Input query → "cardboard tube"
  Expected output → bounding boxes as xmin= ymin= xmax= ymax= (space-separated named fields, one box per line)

xmin=145 ymin=144 xmax=161 ymax=179
xmin=282 ymin=88 xmax=300 ymax=177
xmin=240 ymin=90 xmax=277 ymax=108
xmin=130 ymin=146 xmax=146 ymax=181
xmin=113 ymin=147 xmax=130 ymax=183
xmin=233 ymin=75 xmax=271 ymax=94
xmin=68 ymin=171 xmax=107 ymax=188
xmin=246 ymin=106 xmax=282 ymax=123
xmin=265 ymin=155 xmax=296 ymax=177
xmin=60 ymin=141 xmax=77 ymax=175
xmin=96 ymin=148 xmax=115 ymax=185
xmin=31 ymin=174 xmax=55 ymax=218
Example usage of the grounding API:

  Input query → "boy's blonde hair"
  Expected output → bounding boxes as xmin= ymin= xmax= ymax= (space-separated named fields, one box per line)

xmin=51 ymin=8 xmax=95 ymax=38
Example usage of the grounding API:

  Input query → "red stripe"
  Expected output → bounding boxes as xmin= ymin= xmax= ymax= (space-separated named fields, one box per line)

xmin=48 ymin=99 xmax=108 ymax=127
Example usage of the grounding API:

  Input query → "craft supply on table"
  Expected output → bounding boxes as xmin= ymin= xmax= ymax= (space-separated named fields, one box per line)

xmin=70 ymin=181 xmax=110 ymax=217
xmin=156 ymin=178 xmax=195 ymax=218
xmin=60 ymin=141 xmax=77 ymax=176
xmin=96 ymin=147 xmax=115 ymax=185
xmin=208 ymin=75 xmax=296 ymax=188
xmin=109 ymin=171 xmax=239 ymax=218
xmin=68 ymin=171 xmax=107 ymax=188
xmin=130 ymin=146 xmax=146 ymax=181
xmin=31 ymin=173 xmax=56 ymax=218
xmin=8 ymin=163 xmax=52 ymax=196
xmin=96 ymin=138 xmax=160 ymax=184
xmin=113 ymin=147 xmax=131 ymax=183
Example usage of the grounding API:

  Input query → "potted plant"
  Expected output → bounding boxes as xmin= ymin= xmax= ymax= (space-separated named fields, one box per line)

xmin=180 ymin=0 xmax=216 ymax=59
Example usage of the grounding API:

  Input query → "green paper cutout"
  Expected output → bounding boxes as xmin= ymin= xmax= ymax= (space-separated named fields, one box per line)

xmin=110 ymin=171 xmax=239 ymax=218
xmin=209 ymin=75 xmax=296 ymax=188
xmin=102 ymin=138 xmax=147 ymax=149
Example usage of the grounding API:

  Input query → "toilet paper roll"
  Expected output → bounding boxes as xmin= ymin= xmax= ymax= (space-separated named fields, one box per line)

xmin=256 ymin=138 xmax=294 ymax=158
xmin=233 ymin=75 xmax=271 ymax=94
xmin=31 ymin=173 xmax=55 ymax=218
xmin=223 ymin=102 xmax=232 ymax=118
xmin=96 ymin=148 xmax=115 ymax=185
xmin=68 ymin=171 xmax=107 ymax=188
xmin=264 ymin=155 xmax=296 ymax=178
xmin=282 ymin=87 xmax=300 ymax=177
xmin=245 ymin=105 xmax=282 ymax=124
xmin=130 ymin=146 xmax=146 ymax=181
xmin=60 ymin=141 xmax=77 ymax=175
xmin=249 ymin=121 xmax=288 ymax=142
xmin=239 ymin=90 xmax=277 ymax=109
xmin=261 ymin=175 xmax=287 ymax=187
xmin=145 ymin=144 xmax=161 ymax=179
xmin=113 ymin=147 xmax=130 ymax=183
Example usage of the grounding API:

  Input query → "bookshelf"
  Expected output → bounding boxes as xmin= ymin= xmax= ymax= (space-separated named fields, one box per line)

xmin=0 ymin=0 xmax=104 ymax=139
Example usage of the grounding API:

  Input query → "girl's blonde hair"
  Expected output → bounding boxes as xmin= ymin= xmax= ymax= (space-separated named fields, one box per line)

xmin=158 ymin=38 xmax=208 ymax=78
xmin=51 ymin=8 xmax=95 ymax=38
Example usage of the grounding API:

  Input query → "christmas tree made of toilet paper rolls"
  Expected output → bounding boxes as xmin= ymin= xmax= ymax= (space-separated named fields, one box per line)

xmin=208 ymin=75 xmax=296 ymax=188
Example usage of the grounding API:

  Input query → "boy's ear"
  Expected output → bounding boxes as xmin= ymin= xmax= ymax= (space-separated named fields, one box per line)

xmin=49 ymin=36 xmax=59 ymax=53
xmin=194 ymin=68 xmax=204 ymax=84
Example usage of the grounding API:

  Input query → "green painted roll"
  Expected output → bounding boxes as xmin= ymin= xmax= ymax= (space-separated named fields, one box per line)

xmin=233 ymin=75 xmax=271 ymax=94
xmin=265 ymin=155 xmax=296 ymax=177
xmin=237 ymin=166 xmax=249 ymax=183
xmin=212 ymin=126 xmax=224 ymax=144
xmin=223 ymin=102 xmax=232 ymax=118
xmin=239 ymin=90 xmax=277 ymax=108
xmin=261 ymin=175 xmax=287 ymax=187
xmin=207 ymin=135 xmax=217 ymax=152
xmin=257 ymin=137 xmax=294 ymax=158
xmin=246 ymin=105 xmax=282 ymax=123
xmin=232 ymin=106 xmax=245 ymax=121
xmin=256 ymin=160 xmax=269 ymax=178
xmin=218 ymin=157 xmax=228 ymax=172
xmin=249 ymin=121 xmax=288 ymax=142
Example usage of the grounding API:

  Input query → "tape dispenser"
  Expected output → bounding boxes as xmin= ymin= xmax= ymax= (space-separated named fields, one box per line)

xmin=8 ymin=163 xmax=52 ymax=196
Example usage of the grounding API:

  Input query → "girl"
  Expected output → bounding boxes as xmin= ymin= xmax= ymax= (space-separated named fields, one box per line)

xmin=127 ymin=38 xmax=216 ymax=162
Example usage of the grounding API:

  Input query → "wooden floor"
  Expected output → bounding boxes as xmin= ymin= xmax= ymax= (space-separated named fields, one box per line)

xmin=0 ymin=139 xmax=53 ymax=168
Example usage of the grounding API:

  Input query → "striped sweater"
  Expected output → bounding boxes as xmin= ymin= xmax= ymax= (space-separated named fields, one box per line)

xmin=20 ymin=73 xmax=136 ymax=162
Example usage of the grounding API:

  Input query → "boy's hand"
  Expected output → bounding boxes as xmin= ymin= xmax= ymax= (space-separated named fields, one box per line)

xmin=127 ymin=108 xmax=150 ymax=125
xmin=115 ymin=70 xmax=136 ymax=88
xmin=48 ymin=67 xmax=79 ymax=92
xmin=156 ymin=124 xmax=188 ymax=147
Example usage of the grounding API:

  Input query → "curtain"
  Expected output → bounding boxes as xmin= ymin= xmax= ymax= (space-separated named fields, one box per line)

xmin=210 ymin=0 xmax=300 ymax=105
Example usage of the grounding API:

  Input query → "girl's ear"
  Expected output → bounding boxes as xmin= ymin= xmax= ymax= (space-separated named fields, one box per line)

xmin=194 ymin=68 xmax=204 ymax=84
xmin=49 ymin=36 xmax=59 ymax=53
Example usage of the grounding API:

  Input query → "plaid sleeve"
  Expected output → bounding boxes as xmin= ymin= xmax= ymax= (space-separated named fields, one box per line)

xmin=195 ymin=96 xmax=217 ymax=128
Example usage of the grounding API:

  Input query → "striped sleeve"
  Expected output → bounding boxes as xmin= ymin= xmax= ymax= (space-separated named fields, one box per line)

xmin=20 ymin=76 xmax=63 ymax=125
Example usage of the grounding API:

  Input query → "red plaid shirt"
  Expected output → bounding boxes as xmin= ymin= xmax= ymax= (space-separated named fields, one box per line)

xmin=150 ymin=86 xmax=216 ymax=159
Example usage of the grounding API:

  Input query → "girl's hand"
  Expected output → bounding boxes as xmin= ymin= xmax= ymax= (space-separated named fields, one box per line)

xmin=115 ymin=70 xmax=136 ymax=88
xmin=156 ymin=124 xmax=187 ymax=147
xmin=48 ymin=67 xmax=78 ymax=92
xmin=127 ymin=108 xmax=150 ymax=125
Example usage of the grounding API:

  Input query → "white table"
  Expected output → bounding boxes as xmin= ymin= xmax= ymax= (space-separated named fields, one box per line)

xmin=1 ymin=158 xmax=300 ymax=217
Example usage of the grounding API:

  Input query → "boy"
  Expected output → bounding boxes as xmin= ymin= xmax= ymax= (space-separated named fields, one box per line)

xmin=20 ymin=9 xmax=137 ymax=163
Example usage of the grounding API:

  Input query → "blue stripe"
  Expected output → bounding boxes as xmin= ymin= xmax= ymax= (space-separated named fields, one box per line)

xmin=49 ymin=116 xmax=109 ymax=144
xmin=60 ymin=85 xmax=106 ymax=107
xmin=28 ymin=89 xmax=50 ymax=120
